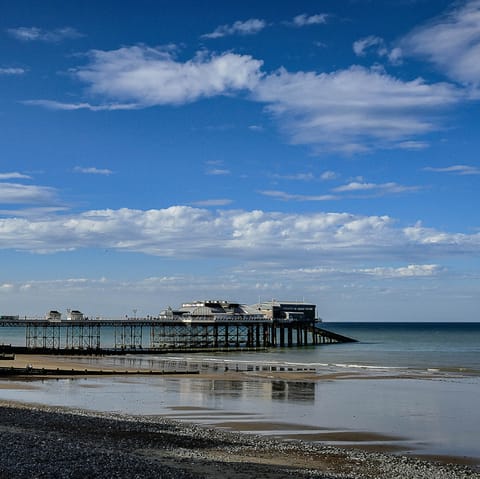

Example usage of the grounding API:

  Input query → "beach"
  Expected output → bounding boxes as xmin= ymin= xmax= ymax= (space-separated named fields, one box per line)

xmin=0 ymin=401 xmax=478 ymax=479
xmin=1 ymin=353 xmax=480 ymax=478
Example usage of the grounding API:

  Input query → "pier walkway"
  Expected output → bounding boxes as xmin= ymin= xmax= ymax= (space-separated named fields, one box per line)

xmin=0 ymin=318 xmax=356 ymax=354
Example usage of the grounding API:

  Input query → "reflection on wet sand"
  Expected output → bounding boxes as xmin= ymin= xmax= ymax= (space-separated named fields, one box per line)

xmin=175 ymin=377 xmax=315 ymax=403
xmin=1 ymin=368 xmax=480 ymax=462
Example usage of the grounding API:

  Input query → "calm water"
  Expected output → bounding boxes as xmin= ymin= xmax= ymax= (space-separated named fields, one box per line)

xmin=181 ymin=322 xmax=480 ymax=375
xmin=1 ymin=322 xmax=480 ymax=461
xmin=309 ymin=322 xmax=480 ymax=373
xmin=2 ymin=322 xmax=480 ymax=374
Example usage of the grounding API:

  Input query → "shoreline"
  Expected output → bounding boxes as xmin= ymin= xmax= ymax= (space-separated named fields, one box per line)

xmin=0 ymin=353 xmax=471 ymax=380
xmin=1 ymin=353 xmax=480 ymax=474
xmin=0 ymin=400 xmax=478 ymax=479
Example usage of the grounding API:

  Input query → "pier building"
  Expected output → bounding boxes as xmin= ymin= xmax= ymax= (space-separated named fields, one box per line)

xmin=0 ymin=299 xmax=356 ymax=354
xmin=45 ymin=310 xmax=61 ymax=321
xmin=161 ymin=300 xmax=265 ymax=322
xmin=253 ymin=300 xmax=316 ymax=321
xmin=67 ymin=310 xmax=84 ymax=321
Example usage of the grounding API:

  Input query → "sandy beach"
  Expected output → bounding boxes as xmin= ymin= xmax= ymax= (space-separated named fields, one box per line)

xmin=0 ymin=400 xmax=478 ymax=479
xmin=0 ymin=354 xmax=480 ymax=477
xmin=0 ymin=353 xmax=446 ymax=380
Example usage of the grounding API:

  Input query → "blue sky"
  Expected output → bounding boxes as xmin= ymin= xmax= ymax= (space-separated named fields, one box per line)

xmin=1 ymin=0 xmax=479 ymax=321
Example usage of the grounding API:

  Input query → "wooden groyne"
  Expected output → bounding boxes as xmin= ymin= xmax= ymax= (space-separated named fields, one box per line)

xmin=0 ymin=318 xmax=356 ymax=354
xmin=0 ymin=366 xmax=200 ymax=377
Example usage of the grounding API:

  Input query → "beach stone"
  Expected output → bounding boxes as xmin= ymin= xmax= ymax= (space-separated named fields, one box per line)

xmin=0 ymin=403 xmax=478 ymax=479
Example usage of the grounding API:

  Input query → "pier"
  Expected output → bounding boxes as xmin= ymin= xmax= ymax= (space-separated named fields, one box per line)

xmin=0 ymin=317 xmax=356 ymax=354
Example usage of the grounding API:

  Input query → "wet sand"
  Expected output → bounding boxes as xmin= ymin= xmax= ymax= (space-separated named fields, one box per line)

xmin=0 ymin=400 xmax=478 ymax=479
xmin=1 ymin=353 xmax=480 ymax=475
xmin=0 ymin=353 xmax=442 ymax=381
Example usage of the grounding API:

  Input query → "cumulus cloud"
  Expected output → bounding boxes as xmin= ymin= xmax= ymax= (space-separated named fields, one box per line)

xmin=73 ymin=47 xmax=263 ymax=106
xmin=74 ymin=166 xmax=113 ymax=175
xmin=291 ymin=14 xmax=328 ymax=27
xmin=0 ymin=182 xmax=57 ymax=205
xmin=254 ymin=65 xmax=462 ymax=153
xmin=423 ymin=164 xmax=480 ymax=175
xmin=0 ymin=207 xmax=478 ymax=263
xmin=7 ymin=26 xmax=82 ymax=42
xmin=403 ymin=221 xmax=480 ymax=253
xmin=401 ymin=0 xmax=480 ymax=86
xmin=201 ymin=18 xmax=266 ymax=39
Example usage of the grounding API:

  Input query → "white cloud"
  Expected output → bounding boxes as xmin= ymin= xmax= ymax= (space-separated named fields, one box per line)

xmin=320 ymin=170 xmax=337 ymax=180
xmin=74 ymin=47 xmax=264 ymax=106
xmin=0 ymin=172 xmax=31 ymax=180
xmin=4 ymin=267 xmax=474 ymax=320
xmin=272 ymin=172 xmax=316 ymax=181
xmin=353 ymin=36 xmax=402 ymax=65
xmin=7 ymin=26 xmax=82 ymax=42
xmin=254 ymin=65 xmax=462 ymax=153
xmin=260 ymin=190 xmax=337 ymax=201
xmin=353 ymin=36 xmax=386 ymax=57
xmin=275 ymin=263 xmax=442 ymax=279
xmin=22 ymin=99 xmax=138 ymax=111
xmin=0 ymin=207 xmax=68 ymax=217
xmin=403 ymin=221 xmax=480 ymax=253
xmin=190 ymin=199 xmax=233 ymax=207
xmin=23 ymin=44 xmax=464 ymax=154
xmin=0 ymin=182 xmax=57 ymax=205
xmin=0 ymin=207 xmax=477 ymax=261
xmin=333 ymin=181 xmax=421 ymax=194
xmin=206 ymin=168 xmax=231 ymax=176
xmin=401 ymin=0 xmax=480 ymax=86
xmin=357 ymin=264 xmax=441 ymax=278
xmin=201 ymin=18 xmax=266 ymax=39
xmin=26 ymin=47 xmax=263 ymax=111
xmin=74 ymin=166 xmax=113 ymax=175
xmin=292 ymin=14 xmax=328 ymax=27
xmin=0 ymin=206 xmax=478 ymax=319
xmin=388 ymin=47 xmax=403 ymax=65
xmin=0 ymin=67 xmax=26 ymax=75
xmin=424 ymin=164 xmax=480 ymax=175
xmin=395 ymin=140 xmax=429 ymax=150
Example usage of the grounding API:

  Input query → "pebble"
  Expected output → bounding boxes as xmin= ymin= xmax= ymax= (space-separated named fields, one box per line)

xmin=0 ymin=404 xmax=478 ymax=479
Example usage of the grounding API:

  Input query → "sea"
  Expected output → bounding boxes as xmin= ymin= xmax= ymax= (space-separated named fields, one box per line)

xmin=1 ymin=322 xmax=480 ymax=462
